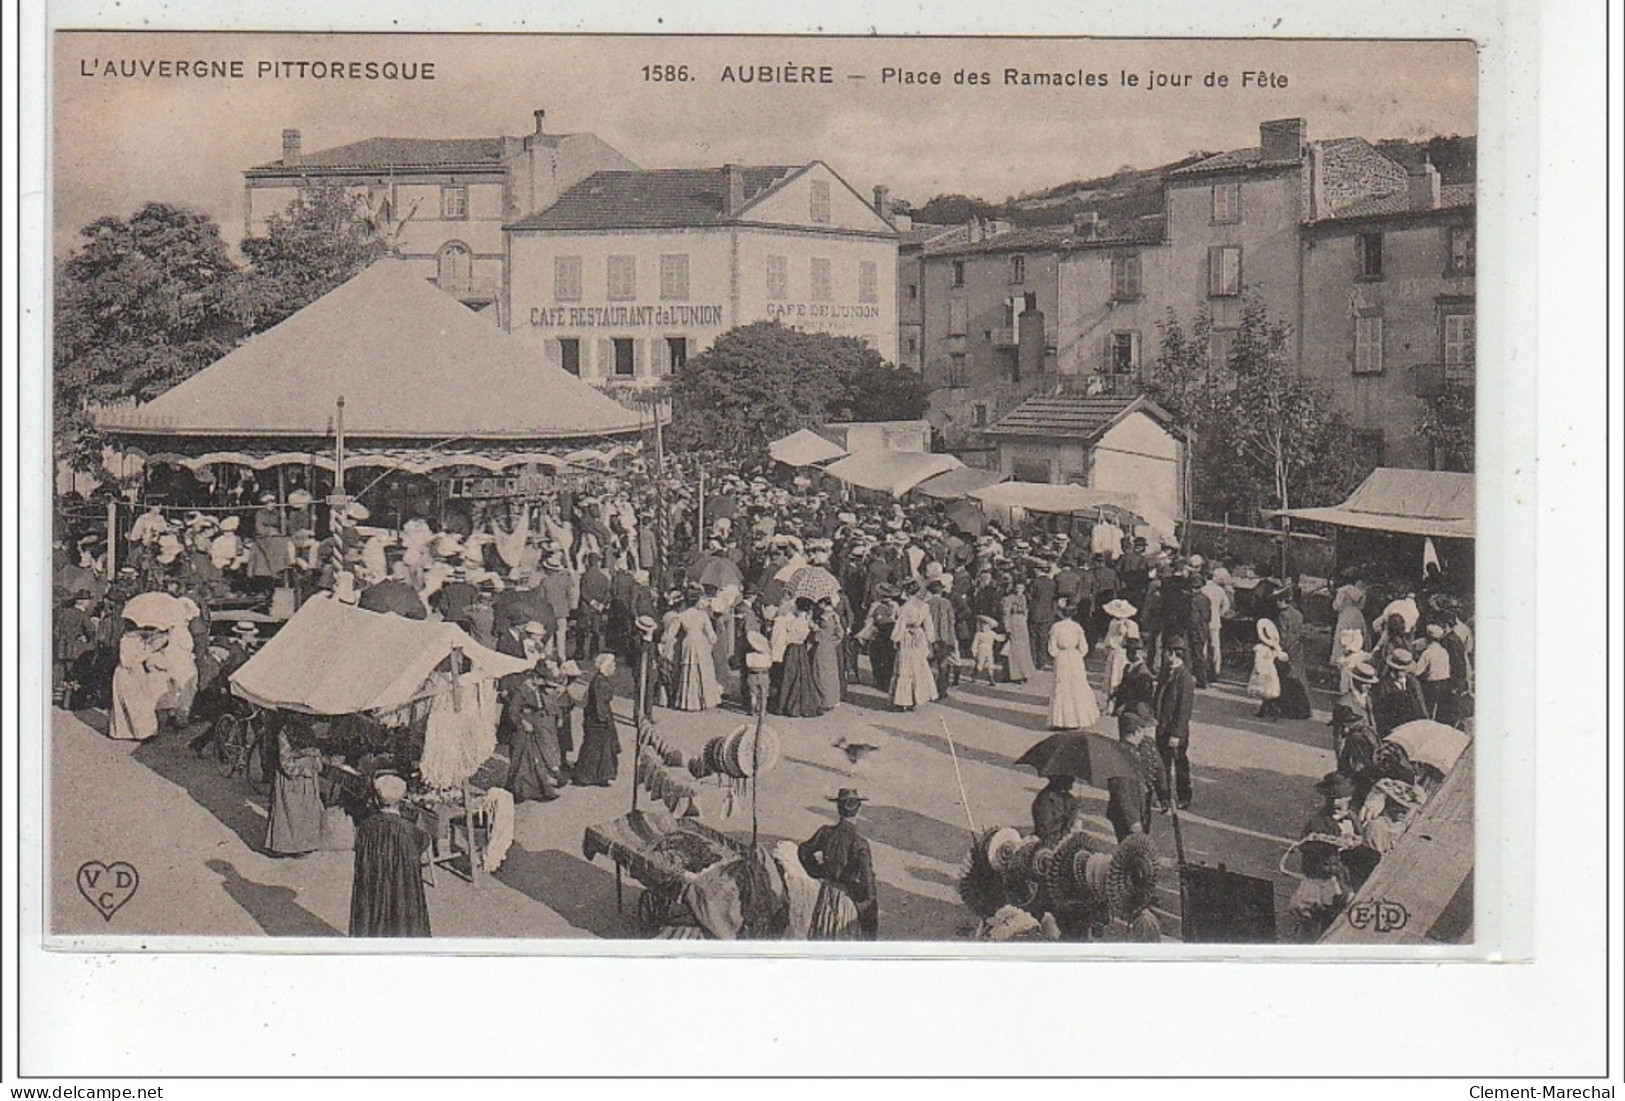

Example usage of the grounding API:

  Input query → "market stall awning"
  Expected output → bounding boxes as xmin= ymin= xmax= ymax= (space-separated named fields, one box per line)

xmin=823 ymin=451 xmax=964 ymax=497
xmin=230 ymin=593 xmax=531 ymax=714
xmin=97 ymin=260 xmax=644 ymax=442
xmin=911 ymin=465 xmax=1008 ymax=500
xmin=970 ymin=481 xmax=1139 ymax=515
xmin=1267 ymin=468 xmax=1474 ymax=539
xmin=767 ymin=428 xmax=847 ymax=468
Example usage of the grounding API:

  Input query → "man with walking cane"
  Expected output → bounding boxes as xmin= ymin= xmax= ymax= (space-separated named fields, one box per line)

xmin=1156 ymin=636 xmax=1197 ymax=811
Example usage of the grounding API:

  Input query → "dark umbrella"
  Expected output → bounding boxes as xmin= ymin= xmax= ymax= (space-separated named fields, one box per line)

xmin=698 ymin=556 xmax=745 ymax=590
xmin=1014 ymin=730 xmax=1137 ymax=787
xmin=946 ymin=500 xmax=986 ymax=536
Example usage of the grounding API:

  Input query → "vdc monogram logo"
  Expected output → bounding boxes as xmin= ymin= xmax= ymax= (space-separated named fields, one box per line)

xmin=1346 ymin=899 xmax=1409 ymax=934
xmin=77 ymin=861 xmax=140 ymax=922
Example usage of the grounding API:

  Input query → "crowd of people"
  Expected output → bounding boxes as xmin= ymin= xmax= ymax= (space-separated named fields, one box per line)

xmin=53 ymin=455 xmax=1475 ymax=941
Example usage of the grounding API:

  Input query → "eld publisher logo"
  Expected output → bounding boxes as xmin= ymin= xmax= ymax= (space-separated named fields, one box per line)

xmin=1345 ymin=898 xmax=1409 ymax=933
xmin=76 ymin=860 xmax=139 ymax=922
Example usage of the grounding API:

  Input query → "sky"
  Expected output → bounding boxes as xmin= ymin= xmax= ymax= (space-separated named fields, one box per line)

xmin=52 ymin=32 xmax=1477 ymax=253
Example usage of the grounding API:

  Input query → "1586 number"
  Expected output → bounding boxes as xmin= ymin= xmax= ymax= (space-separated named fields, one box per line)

xmin=642 ymin=65 xmax=692 ymax=82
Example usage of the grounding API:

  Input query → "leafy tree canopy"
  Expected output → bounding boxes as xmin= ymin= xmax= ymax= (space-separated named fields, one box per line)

xmin=1142 ymin=297 xmax=1368 ymax=523
xmin=666 ymin=321 xmax=927 ymax=462
xmin=53 ymin=202 xmax=244 ymax=470
xmin=237 ymin=183 xmax=394 ymax=330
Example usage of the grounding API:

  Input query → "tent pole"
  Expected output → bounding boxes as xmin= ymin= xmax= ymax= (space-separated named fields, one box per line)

xmin=105 ymin=498 xmax=118 ymax=579
xmin=333 ymin=395 xmax=347 ymax=535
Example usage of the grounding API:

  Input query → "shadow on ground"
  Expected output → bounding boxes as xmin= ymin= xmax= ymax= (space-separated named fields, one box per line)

xmin=205 ymin=858 xmax=341 ymax=937
xmin=133 ymin=732 xmax=270 ymax=852
xmin=492 ymin=846 xmax=641 ymax=938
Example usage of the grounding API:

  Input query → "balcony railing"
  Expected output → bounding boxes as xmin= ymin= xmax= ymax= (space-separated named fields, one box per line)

xmin=434 ymin=276 xmax=500 ymax=302
xmin=1408 ymin=361 xmax=1475 ymax=398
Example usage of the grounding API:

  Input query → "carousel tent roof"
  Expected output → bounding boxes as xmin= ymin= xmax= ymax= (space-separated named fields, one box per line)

xmin=1267 ymin=468 xmax=1475 ymax=539
xmin=230 ymin=593 xmax=531 ymax=714
xmin=824 ymin=450 xmax=964 ymax=497
xmin=970 ymin=481 xmax=1139 ymax=515
xmin=910 ymin=465 xmax=1009 ymax=500
xmin=767 ymin=427 xmax=848 ymax=467
xmin=97 ymin=260 xmax=644 ymax=442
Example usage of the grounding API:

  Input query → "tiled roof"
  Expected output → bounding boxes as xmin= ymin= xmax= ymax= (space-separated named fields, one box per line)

xmin=1167 ymin=146 xmax=1298 ymax=177
xmin=1168 ymin=136 xmax=1373 ymax=179
xmin=1328 ymin=183 xmax=1476 ymax=220
xmin=986 ymin=394 xmax=1168 ymax=439
xmin=506 ymin=166 xmax=800 ymax=230
xmin=924 ymin=219 xmax=1162 ymax=259
xmin=900 ymin=222 xmax=964 ymax=249
xmin=249 ymin=137 xmax=509 ymax=173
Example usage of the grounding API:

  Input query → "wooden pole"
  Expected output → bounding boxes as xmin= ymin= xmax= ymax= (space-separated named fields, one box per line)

xmin=105 ymin=498 xmax=118 ymax=579
xmin=333 ymin=395 xmax=347 ymax=536
xmin=652 ymin=403 xmax=668 ymax=593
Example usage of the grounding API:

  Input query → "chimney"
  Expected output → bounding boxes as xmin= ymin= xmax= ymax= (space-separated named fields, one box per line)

xmin=873 ymin=185 xmax=891 ymax=218
xmin=533 ymin=108 xmax=547 ymax=138
xmin=1407 ymin=160 xmax=1441 ymax=210
xmin=1071 ymin=210 xmax=1100 ymax=238
xmin=281 ymin=129 xmax=301 ymax=168
xmin=1260 ymin=117 xmax=1307 ymax=162
xmin=1017 ymin=293 xmax=1044 ymax=383
xmin=967 ymin=217 xmax=984 ymax=245
xmin=724 ymin=163 xmax=745 ymax=216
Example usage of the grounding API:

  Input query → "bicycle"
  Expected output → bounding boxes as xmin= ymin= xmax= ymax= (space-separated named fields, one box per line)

xmin=213 ymin=702 xmax=272 ymax=793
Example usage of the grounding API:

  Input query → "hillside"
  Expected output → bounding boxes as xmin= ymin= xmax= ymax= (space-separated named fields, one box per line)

xmin=903 ymin=133 xmax=1477 ymax=230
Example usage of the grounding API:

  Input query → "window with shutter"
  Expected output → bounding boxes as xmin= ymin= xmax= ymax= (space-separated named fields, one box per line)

xmin=554 ymin=256 xmax=582 ymax=302
xmin=858 ymin=261 xmax=878 ymax=304
xmin=1208 ymin=246 xmax=1242 ymax=297
xmin=766 ymin=255 xmax=789 ymax=300
xmin=1211 ymin=182 xmax=1240 ymax=224
xmin=1111 ymin=253 xmax=1142 ymax=301
xmin=607 ymin=256 xmax=637 ymax=301
xmin=598 ymin=338 xmax=614 ymax=378
xmin=1353 ymin=315 xmax=1384 ymax=375
xmin=666 ymin=336 xmax=689 ymax=372
xmin=659 ymin=254 xmax=690 ymax=301
xmin=558 ymin=338 xmax=581 ymax=376
xmin=612 ymin=338 xmax=636 ymax=377
xmin=810 ymin=258 xmax=832 ymax=302
xmin=810 ymin=180 xmax=831 ymax=225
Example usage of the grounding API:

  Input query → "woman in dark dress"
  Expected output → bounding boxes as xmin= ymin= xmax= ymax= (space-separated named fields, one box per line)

xmin=772 ymin=598 xmax=822 ymax=717
xmin=571 ymin=654 xmax=621 ymax=787
xmin=505 ymin=663 xmax=565 ymax=802
xmin=265 ymin=724 xmax=323 ymax=857
xmin=349 ymin=774 xmax=431 ymax=937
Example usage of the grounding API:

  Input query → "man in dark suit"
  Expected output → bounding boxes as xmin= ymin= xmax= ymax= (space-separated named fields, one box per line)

xmin=1028 ymin=566 xmax=1058 ymax=671
xmin=576 ymin=552 xmax=612 ymax=660
xmin=925 ymin=580 xmax=957 ymax=697
xmin=798 ymin=789 xmax=878 ymax=939
xmin=1155 ymin=637 xmax=1198 ymax=810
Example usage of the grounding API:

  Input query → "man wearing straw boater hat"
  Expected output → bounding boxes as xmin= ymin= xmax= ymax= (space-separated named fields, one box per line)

xmin=798 ymin=789 xmax=878 ymax=940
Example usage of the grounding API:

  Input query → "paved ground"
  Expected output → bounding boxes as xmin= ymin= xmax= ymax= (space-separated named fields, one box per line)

xmin=51 ymin=651 xmax=1340 ymax=942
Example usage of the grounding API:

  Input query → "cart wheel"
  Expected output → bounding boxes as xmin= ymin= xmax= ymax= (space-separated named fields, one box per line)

xmin=213 ymin=714 xmax=242 ymax=777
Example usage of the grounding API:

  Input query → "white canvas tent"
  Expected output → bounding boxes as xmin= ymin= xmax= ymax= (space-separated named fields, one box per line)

xmin=231 ymin=594 xmax=530 ymax=715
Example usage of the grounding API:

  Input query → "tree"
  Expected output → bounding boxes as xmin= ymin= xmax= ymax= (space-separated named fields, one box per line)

xmin=53 ymin=203 xmax=244 ymax=470
xmin=1142 ymin=297 xmax=1368 ymax=523
xmin=665 ymin=322 xmax=927 ymax=462
xmin=237 ymin=183 xmax=397 ymax=330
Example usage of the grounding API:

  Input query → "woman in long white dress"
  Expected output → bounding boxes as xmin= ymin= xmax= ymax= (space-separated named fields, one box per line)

xmin=670 ymin=592 xmax=722 ymax=711
xmin=890 ymin=585 xmax=939 ymax=710
xmin=1100 ymin=599 xmax=1141 ymax=695
xmin=1047 ymin=610 xmax=1101 ymax=730
xmin=109 ymin=628 xmax=167 ymax=741
xmin=1001 ymin=584 xmax=1036 ymax=684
